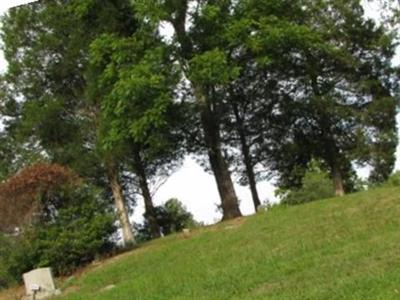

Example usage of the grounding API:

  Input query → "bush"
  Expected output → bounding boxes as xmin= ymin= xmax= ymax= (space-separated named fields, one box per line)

xmin=277 ymin=160 xmax=334 ymax=205
xmin=0 ymin=234 xmax=15 ymax=289
xmin=0 ymin=163 xmax=80 ymax=233
xmin=135 ymin=198 xmax=200 ymax=242
xmin=384 ymin=171 xmax=400 ymax=187
xmin=0 ymin=185 xmax=115 ymax=287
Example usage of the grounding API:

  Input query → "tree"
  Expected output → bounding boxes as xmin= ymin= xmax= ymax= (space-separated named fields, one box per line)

xmin=134 ymin=0 xmax=243 ymax=220
xmin=216 ymin=0 xmax=326 ymax=210
xmin=0 ymin=132 xmax=45 ymax=182
xmin=1 ymin=0 xmax=138 ymax=245
xmin=259 ymin=0 xmax=399 ymax=195
xmin=222 ymin=46 xmax=289 ymax=212
xmin=88 ymin=28 xmax=186 ymax=238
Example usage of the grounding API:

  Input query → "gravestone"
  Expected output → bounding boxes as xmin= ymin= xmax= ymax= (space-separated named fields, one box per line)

xmin=22 ymin=268 xmax=61 ymax=300
xmin=182 ymin=228 xmax=191 ymax=238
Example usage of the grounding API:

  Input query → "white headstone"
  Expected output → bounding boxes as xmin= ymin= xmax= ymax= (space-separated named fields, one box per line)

xmin=182 ymin=228 xmax=191 ymax=238
xmin=22 ymin=267 xmax=60 ymax=300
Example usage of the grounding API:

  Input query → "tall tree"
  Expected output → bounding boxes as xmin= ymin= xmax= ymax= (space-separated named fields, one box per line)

xmin=0 ymin=0 xmax=138 ymax=245
xmin=262 ymin=0 xmax=399 ymax=195
xmin=89 ymin=30 xmax=185 ymax=238
xmin=134 ymin=0 xmax=244 ymax=219
xmin=223 ymin=58 xmax=284 ymax=211
xmin=216 ymin=0 xmax=323 ymax=209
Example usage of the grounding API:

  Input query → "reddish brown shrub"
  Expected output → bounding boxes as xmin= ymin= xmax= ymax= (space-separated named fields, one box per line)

xmin=0 ymin=163 xmax=80 ymax=233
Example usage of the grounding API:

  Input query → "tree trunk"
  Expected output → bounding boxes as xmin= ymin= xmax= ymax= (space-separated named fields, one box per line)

xmin=232 ymin=102 xmax=261 ymax=211
xmin=132 ymin=149 xmax=161 ymax=238
xmin=331 ymin=163 xmax=345 ymax=197
xmin=310 ymin=68 xmax=345 ymax=197
xmin=195 ymin=87 xmax=242 ymax=220
xmin=106 ymin=161 xmax=136 ymax=246
xmin=171 ymin=17 xmax=241 ymax=220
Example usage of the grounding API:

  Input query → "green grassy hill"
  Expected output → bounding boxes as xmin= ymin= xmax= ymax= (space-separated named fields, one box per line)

xmin=4 ymin=187 xmax=400 ymax=299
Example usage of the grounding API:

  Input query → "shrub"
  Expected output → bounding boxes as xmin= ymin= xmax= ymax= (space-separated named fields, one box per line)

xmin=18 ymin=186 xmax=113 ymax=275
xmin=384 ymin=171 xmax=400 ymax=187
xmin=277 ymin=160 xmax=334 ymax=205
xmin=0 ymin=163 xmax=79 ymax=233
xmin=0 ymin=165 xmax=116 ymax=287
xmin=135 ymin=198 xmax=200 ymax=242
xmin=0 ymin=234 xmax=15 ymax=289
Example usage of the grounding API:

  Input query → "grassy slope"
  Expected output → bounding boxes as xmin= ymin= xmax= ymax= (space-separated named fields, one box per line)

xmin=4 ymin=187 xmax=400 ymax=299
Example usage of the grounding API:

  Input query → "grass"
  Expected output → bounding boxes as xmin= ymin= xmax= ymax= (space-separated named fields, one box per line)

xmin=3 ymin=186 xmax=400 ymax=299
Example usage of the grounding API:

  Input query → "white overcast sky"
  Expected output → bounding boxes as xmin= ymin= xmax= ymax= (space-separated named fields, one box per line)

xmin=0 ymin=0 xmax=399 ymax=225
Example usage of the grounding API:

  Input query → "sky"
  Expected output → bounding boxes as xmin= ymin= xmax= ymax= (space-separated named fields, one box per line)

xmin=0 ymin=0 xmax=36 ymax=10
xmin=0 ymin=0 xmax=399 ymax=225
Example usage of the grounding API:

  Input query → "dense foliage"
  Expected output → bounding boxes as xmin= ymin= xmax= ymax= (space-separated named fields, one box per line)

xmin=136 ymin=198 xmax=200 ymax=242
xmin=0 ymin=234 xmax=14 ymax=289
xmin=0 ymin=165 xmax=115 ymax=288
xmin=383 ymin=171 xmax=400 ymax=187
xmin=0 ymin=163 xmax=79 ymax=233
xmin=12 ymin=186 xmax=114 ymax=274
xmin=277 ymin=161 xmax=335 ymax=205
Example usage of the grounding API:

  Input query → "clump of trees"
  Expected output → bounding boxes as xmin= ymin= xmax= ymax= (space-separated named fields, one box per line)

xmin=0 ymin=0 xmax=398 ymax=288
